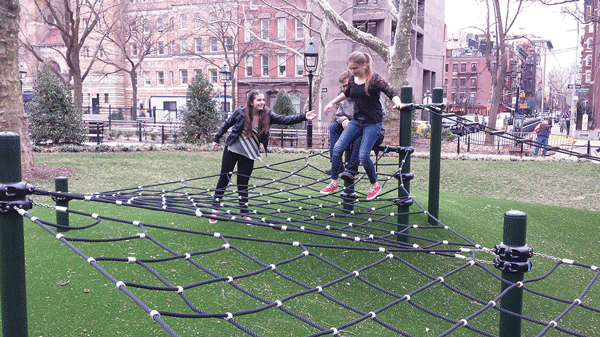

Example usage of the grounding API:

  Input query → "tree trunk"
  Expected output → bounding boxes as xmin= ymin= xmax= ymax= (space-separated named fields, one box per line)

xmin=485 ymin=0 xmax=508 ymax=145
xmin=0 ymin=0 xmax=35 ymax=173
xmin=130 ymin=71 xmax=138 ymax=117
xmin=70 ymin=53 xmax=84 ymax=109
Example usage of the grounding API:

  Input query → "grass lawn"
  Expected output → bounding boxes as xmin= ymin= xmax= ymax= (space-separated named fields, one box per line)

xmin=2 ymin=150 xmax=599 ymax=336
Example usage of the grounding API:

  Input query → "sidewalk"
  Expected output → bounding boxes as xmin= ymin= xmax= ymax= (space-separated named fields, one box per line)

xmin=549 ymin=123 xmax=600 ymax=161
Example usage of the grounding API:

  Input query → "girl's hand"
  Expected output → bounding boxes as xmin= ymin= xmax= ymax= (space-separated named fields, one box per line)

xmin=393 ymin=103 xmax=410 ymax=110
xmin=323 ymin=102 xmax=333 ymax=114
xmin=211 ymin=142 xmax=219 ymax=151
xmin=305 ymin=110 xmax=317 ymax=120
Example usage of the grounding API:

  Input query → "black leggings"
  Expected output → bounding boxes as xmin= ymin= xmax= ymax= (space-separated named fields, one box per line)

xmin=213 ymin=148 xmax=255 ymax=215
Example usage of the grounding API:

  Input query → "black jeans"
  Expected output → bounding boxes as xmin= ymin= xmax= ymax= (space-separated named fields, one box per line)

xmin=213 ymin=148 xmax=255 ymax=215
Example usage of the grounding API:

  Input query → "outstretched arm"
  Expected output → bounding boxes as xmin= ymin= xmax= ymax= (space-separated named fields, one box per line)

xmin=323 ymin=93 xmax=348 ymax=115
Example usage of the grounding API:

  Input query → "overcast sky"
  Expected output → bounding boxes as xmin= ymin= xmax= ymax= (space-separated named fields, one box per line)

xmin=444 ymin=0 xmax=581 ymax=73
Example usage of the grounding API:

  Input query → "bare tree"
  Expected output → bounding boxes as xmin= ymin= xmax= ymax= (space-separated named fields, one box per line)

xmin=98 ymin=2 xmax=172 ymax=116
xmin=548 ymin=66 xmax=572 ymax=114
xmin=192 ymin=3 xmax=248 ymax=110
xmin=20 ymin=0 xmax=115 ymax=109
xmin=1 ymin=0 xmax=34 ymax=172
xmin=482 ymin=0 xmax=578 ymax=143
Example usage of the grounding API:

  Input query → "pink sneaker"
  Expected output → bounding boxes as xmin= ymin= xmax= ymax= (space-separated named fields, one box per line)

xmin=243 ymin=216 xmax=253 ymax=221
xmin=209 ymin=210 xmax=218 ymax=224
xmin=320 ymin=182 xmax=338 ymax=195
xmin=366 ymin=183 xmax=382 ymax=200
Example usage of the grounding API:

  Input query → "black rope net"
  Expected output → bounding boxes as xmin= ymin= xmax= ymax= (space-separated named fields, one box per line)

xmin=23 ymin=147 xmax=600 ymax=337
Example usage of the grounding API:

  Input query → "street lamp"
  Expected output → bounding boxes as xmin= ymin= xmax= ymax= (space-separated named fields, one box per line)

xmin=219 ymin=64 xmax=231 ymax=120
xmin=304 ymin=41 xmax=318 ymax=149
xmin=19 ymin=65 xmax=27 ymax=87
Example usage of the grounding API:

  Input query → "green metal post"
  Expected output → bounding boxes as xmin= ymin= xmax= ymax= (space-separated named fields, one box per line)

xmin=0 ymin=132 xmax=29 ymax=337
xmin=499 ymin=210 xmax=527 ymax=337
xmin=55 ymin=176 xmax=70 ymax=232
xmin=428 ymin=88 xmax=443 ymax=225
xmin=397 ymin=86 xmax=413 ymax=242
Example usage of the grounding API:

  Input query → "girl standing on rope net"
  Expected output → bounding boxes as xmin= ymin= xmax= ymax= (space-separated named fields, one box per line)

xmin=210 ymin=89 xmax=316 ymax=223
xmin=321 ymin=51 xmax=405 ymax=200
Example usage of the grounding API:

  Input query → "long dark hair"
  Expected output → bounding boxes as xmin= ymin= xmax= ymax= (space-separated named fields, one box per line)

xmin=348 ymin=51 xmax=373 ymax=96
xmin=244 ymin=90 xmax=269 ymax=138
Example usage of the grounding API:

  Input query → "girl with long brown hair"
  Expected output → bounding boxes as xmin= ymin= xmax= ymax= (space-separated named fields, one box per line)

xmin=210 ymin=90 xmax=316 ymax=223
xmin=321 ymin=51 xmax=405 ymax=200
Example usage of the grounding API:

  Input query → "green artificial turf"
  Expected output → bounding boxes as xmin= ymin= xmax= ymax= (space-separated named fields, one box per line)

xmin=1 ymin=151 xmax=597 ymax=336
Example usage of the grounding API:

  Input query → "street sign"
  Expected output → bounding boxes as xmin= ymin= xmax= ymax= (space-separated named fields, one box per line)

xmin=567 ymin=84 xmax=582 ymax=89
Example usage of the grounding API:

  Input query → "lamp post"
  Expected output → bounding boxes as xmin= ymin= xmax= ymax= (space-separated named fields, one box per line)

xmin=304 ymin=41 xmax=318 ymax=149
xmin=219 ymin=64 xmax=231 ymax=121
xmin=18 ymin=65 xmax=27 ymax=88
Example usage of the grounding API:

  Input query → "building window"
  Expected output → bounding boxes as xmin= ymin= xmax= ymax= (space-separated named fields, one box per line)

xmin=104 ymin=93 xmax=109 ymax=103
xmin=469 ymin=92 xmax=476 ymax=102
xmin=586 ymin=55 xmax=592 ymax=66
xmin=194 ymin=69 xmax=202 ymax=79
xmin=170 ymin=71 xmax=174 ymax=86
xmin=210 ymin=69 xmax=217 ymax=83
xmin=245 ymin=56 xmax=253 ymax=77
xmin=180 ymin=15 xmax=187 ymax=30
xmin=261 ymin=55 xmax=269 ymax=77
xmin=460 ymin=77 xmax=466 ymax=88
xmin=261 ymin=19 xmax=269 ymax=39
xmin=586 ymin=38 xmax=593 ymax=49
xmin=353 ymin=20 xmax=377 ymax=35
xmin=470 ymin=77 xmax=476 ymax=88
xmin=210 ymin=37 xmax=218 ymax=52
xmin=460 ymin=63 xmax=466 ymax=72
xmin=278 ymin=55 xmax=286 ymax=76
xmin=144 ymin=71 xmax=151 ymax=86
xmin=157 ymin=41 xmax=164 ymax=55
xmin=295 ymin=55 xmax=303 ymax=76
xmin=225 ymin=37 xmax=233 ymax=51
xmin=290 ymin=92 xmax=301 ymax=114
xmin=452 ymin=78 xmax=457 ymax=88
xmin=355 ymin=0 xmax=378 ymax=4
xmin=585 ymin=70 xmax=591 ymax=83
xmin=195 ymin=14 xmax=202 ymax=29
xmin=143 ymin=20 xmax=149 ymax=33
xmin=180 ymin=70 xmax=188 ymax=84
xmin=131 ymin=43 xmax=138 ymax=56
xmin=445 ymin=63 xmax=449 ymax=72
xmin=295 ymin=19 xmax=303 ymax=39
xmin=245 ymin=20 xmax=253 ymax=42
xmin=195 ymin=38 xmax=202 ymax=52
xmin=277 ymin=18 xmax=286 ymax=40
xmin=157 ymin=18 xmax=164 ymax=32
xmin=471 ymin=63 xmax=477 ymax=72
xmin=180 ymin=39 xmax=188 ymax=53
xmin=452 ymin=63 xmax=458 ymax=73
xmin=157 ymin=71 xmax=164 ymax=85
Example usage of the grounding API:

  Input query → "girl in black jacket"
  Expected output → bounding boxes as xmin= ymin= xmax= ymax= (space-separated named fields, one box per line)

xmin=210 ymin=90 xmax=316 ymax=223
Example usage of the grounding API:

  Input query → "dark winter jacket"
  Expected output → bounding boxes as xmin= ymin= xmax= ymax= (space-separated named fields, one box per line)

xmin=213 ymin=106 xmax=307 ymax=153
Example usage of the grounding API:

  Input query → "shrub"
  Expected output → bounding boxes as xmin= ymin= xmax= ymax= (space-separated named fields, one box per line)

xmin=179 ymin=73 xmax=220 ymax=144
xmin=272 ymin=91 xmax=297 ymax=129
xmin=28 ymin=63 xmax=86 ymax=145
